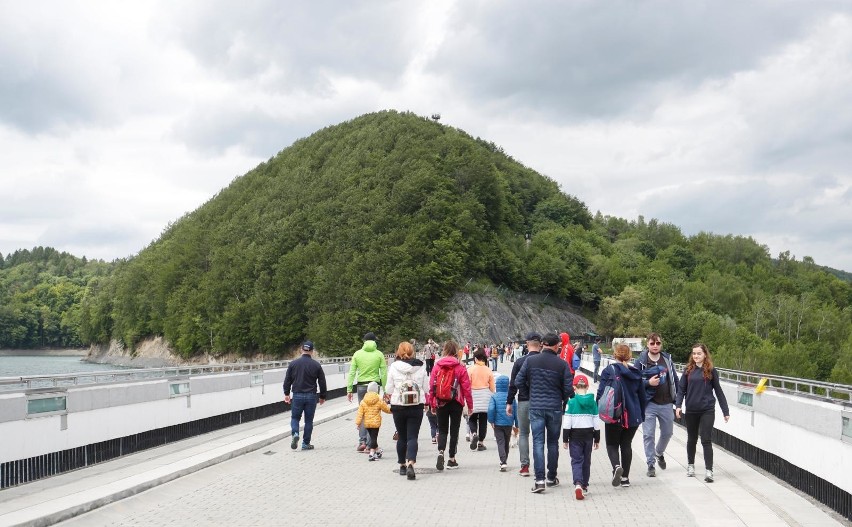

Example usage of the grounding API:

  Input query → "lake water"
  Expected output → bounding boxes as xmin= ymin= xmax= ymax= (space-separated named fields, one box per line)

xmin=0 ymin=355 xmax=124 ymax=377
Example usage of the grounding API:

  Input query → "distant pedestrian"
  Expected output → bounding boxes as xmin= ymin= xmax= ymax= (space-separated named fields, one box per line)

xmin=515 ymin=332 xmax=574 ymax=493
xmin=562 ymin=374 xmax=600 ymax=500
xmin=506 ymin=332 xmax=542 ymax=477
xmin=488 ymin=375 xmax=518 ymax=471
xmin=592 ymin=338 xmax=602 ymax=382
xmin=676 ymin=343 xmax=730 ymax=483
xmin=467 ymin=350 xmax=495 ymax=452
xmin=424 ymin=338 xmax=438 ymax=375
xmin=428 ymin=340 xmax=474 ymax=472
xmin=596 ymin=343 xmax=646 ymax=488
xmin=385 ymin=341 xmax=428 ymax=480
xmin=634 ymin=332 xmax=678 ymax=478
xmin=282 ymin=341 xmax=327 ymax=451
xmin=355 ymin=382 xmax=390 ymax=461
xmin=346 ymin=332 xmax=387 ymax=453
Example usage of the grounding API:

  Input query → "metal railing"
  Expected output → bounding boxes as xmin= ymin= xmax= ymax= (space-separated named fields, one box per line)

xmin=0 ymin=356 xmax=364 ymax=393
xmin=598 ymin=354 xmax=852 ymax=405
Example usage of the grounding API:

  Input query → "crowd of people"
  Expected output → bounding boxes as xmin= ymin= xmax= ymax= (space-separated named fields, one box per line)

xmin=282 ymin=331 xmax=730 ymax=494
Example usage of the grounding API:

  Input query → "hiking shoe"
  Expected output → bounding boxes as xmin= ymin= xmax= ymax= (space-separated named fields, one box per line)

xmin=499 ymin=463 xmax=507 ymax=472
xmin=687 ymin=464 xmax=695 ymax=477
xmin=647 ymin=464 xmax=656 ymax=477
xmin=399 ymin=465 xmax=407 ymax=475
xmin=469 ymin=434 xmax=478 ymax=450
xmin=656 ymin=453 xmax=667 ymax=470
xmin=531 ymin=481 xmax=546 ymax=493
xmin=705 ymin=469 xmax=714 ymax=483
xmin=368 ymin=453 xmax=376 ymax=461
xmin=301 ymin=443 xmax=314 ymax=450
xmin=375 ymin=448 xmax=383 ymax=459
xmin=611 ymin=465 xmax=623 ymax=486
xmin=476 ymin=443 xmax=486 ymax=451
xmin=575 ymin=485 xmax=584 ymax=500
xmin=436 ymin=452 xmax=445 ymax=471
xmin=545 ymin=477 xmax=560 ymax=488
xmin=447 ymin=459 xmax=459 ymax=470
xmin=406 ymin=464 xmax=416 ymax=480
xmin=290 ymin=434 xmax=299 ymax=450
xmin=621 ymin=478 xmax=630 ymax=487
xmin=357 ymin=442 xmax=367 ymax=452
xmin=519 ymin=465 xmax=530 ymax=477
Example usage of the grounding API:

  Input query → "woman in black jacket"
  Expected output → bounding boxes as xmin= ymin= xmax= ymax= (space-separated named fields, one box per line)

xmin=675 ymin=343 xmax=730 ymax=483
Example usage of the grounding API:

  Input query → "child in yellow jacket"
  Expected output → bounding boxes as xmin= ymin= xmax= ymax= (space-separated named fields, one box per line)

xmin=356 ymin=382 xmax=391 ymax=461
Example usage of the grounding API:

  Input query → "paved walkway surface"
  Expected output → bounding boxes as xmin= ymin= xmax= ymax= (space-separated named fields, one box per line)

xmin=1 ymin=360 xmax=848 ymax=527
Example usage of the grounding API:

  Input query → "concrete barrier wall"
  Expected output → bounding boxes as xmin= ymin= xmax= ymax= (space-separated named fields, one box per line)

xmin=0 ymin=366 xmax=349 ymax=463
xmin=579 ymin=355 xmax=851 ymax=494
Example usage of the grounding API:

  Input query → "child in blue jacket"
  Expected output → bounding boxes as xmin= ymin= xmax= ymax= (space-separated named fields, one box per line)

xmin=488 ymin=375 xmax=518 ymax=471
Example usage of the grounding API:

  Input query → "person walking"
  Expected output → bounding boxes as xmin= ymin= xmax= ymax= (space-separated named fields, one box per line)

xmin=385 ymin=341 xmax=428 ymax=480
xmin=424 ymin=338 xmax=438 ymax=375
xmin=514 ymin=332 xmax=574 ymax=493
xmin=428 ymin=340 xmax=474 ymax=472
xmin=467 ymin=350 xmax=496 ymax=452
xmin=355 ymin=382 xmax=390 ymax=461
xmin=505 ymin=332 xmax=542 ymax=477
xmin=592 ymin=338 xmax=602 ymax=382
xmin=562 ymin=374 xmax=600 ymax=499
xmin=346 ymin=332 xmax=387 ymax=453
xmin=282 ymin=341 xmax=327 ymax=451
xmin=596 ymin=343 xmax=646 ymax=488
xmin=676 ymin=343 xmax=730 ymax=483
xmin=488 ymin=374 xmax=518 ymax=471
xmin=634 ymin=332 xmax=678 ymax=477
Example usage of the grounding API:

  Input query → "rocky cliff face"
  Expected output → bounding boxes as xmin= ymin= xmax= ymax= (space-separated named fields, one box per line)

xmin=430 ymin=292 xmax=596 ymax=344
xmin=86 ymin=292 xmax=597 ymax=367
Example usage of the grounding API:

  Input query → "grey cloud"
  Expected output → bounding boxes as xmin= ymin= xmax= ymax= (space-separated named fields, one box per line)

xmin=37 ymin=221 xmax=148 ymax=261
xmin=160 ymin=0 xmax=420 ymax=91
xmin=429 ymin=0 xmax=850 ymax=120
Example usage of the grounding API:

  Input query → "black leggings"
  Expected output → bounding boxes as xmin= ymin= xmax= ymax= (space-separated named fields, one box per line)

xmin=366 ymin=428 xmax=379 ymax=449
xmin=391 ymin=405 xmax=424 ymax=464
xmin=605 ymin=424 xmax=639 ymax=478
xmin=468 ymin=412 xmax=488 ymax=442
xmin=436 ymin=401 xmax=464 ymax=458
xmin=684 ymin=410 xmax=715 ymax=469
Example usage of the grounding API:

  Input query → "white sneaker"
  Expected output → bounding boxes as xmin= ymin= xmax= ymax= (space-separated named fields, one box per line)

xmin=705 ymin=469 xmax=714 ymax=483
xmin=687 ymin=464 xmax=695 ymax=477
xmin=499 ymin=463 xmax=507 ymax=472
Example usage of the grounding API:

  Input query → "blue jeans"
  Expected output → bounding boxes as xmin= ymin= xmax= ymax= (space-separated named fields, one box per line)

xmin=392 ymin=405 xmax=424 ymax=463
xmin=290 ymin=392 xmax=318 ymax=445
xmin=643 ymin=401 xmax=674 ymax=465
xmin=356 ymin=384 xmax=369 ymax=443
xmin=529 ymin=408 xmax=562 ymax=482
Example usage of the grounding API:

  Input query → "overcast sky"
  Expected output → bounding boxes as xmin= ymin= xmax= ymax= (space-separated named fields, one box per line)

xmin=2 ymin=1 xmax=852 ymax=272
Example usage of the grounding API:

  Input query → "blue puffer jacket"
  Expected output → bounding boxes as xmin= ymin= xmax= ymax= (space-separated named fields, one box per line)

xmin=596 ymin=361 xmax=646 ymax=428
xmin=488 ymin=375 xmax=518 ymax=427
xmin=514 ymin=349 xmax=574 ymax=411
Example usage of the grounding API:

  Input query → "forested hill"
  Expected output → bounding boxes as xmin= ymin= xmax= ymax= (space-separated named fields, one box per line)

xmin=57 ymin=109 xmax=850 ymax=383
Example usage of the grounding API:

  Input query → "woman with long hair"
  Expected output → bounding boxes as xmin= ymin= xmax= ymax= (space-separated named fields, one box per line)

xmin=385 ymin=341 xmax=428 ymax=480
xmin=467 ymin=349 xmax=496 ymax=451
xmin=427 ymin=341 xmax=474 ymax=471
xmin=596 ymin=343 xmax=646 ymax=488
xmin=675 ymin=343 xmax=730 ymax=483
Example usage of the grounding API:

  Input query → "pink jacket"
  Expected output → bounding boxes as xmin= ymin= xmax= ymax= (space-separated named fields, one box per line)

xmin=426 ymin=356 xmax=474 ymax=410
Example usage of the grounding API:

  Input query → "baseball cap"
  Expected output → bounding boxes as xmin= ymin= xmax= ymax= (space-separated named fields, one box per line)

xmin=524 ymin=332 xmax=541 ymax=342
xmin=573 ymin=374 xmax=589 ymax=387
xmin=301 ymin=340 xmax=314 ymax=351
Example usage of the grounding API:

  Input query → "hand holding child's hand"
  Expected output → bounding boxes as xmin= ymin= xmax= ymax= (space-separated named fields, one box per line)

xmin=563 ymin=442 xmax=569 ymax=450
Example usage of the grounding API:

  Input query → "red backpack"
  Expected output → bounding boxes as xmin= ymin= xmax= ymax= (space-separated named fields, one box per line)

xmin=432 ymin=362 xmax=458 ymax=405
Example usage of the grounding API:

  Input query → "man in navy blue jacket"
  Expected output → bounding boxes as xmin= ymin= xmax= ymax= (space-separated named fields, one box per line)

xmin=515 ymin=332 xmax=574 ymax=493
xmin=283 ymin=341 xmax=327 ymax=450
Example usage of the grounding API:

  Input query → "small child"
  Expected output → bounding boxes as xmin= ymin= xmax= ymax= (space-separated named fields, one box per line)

xmin=355 ymin=382 xmax=391 ymax=461
xmin=562 ymin=374 xmax=601 ymax=500
xmin=487 ymin=375 xmax=518 ymax=471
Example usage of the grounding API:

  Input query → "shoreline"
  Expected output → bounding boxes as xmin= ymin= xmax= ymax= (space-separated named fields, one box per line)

xmin=0 ymin=349 xmax=89 ymax=357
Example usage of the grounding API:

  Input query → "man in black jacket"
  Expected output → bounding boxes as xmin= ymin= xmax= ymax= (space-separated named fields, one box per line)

xmin=283 ymin=341 xmax=327 ymax=450
xmin=515 ymin=332 xmax=574 ymax=493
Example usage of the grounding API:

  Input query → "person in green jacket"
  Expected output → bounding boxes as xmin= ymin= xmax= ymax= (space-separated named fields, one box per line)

xmin=347 ymin=332 xmax=388 ymax=451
